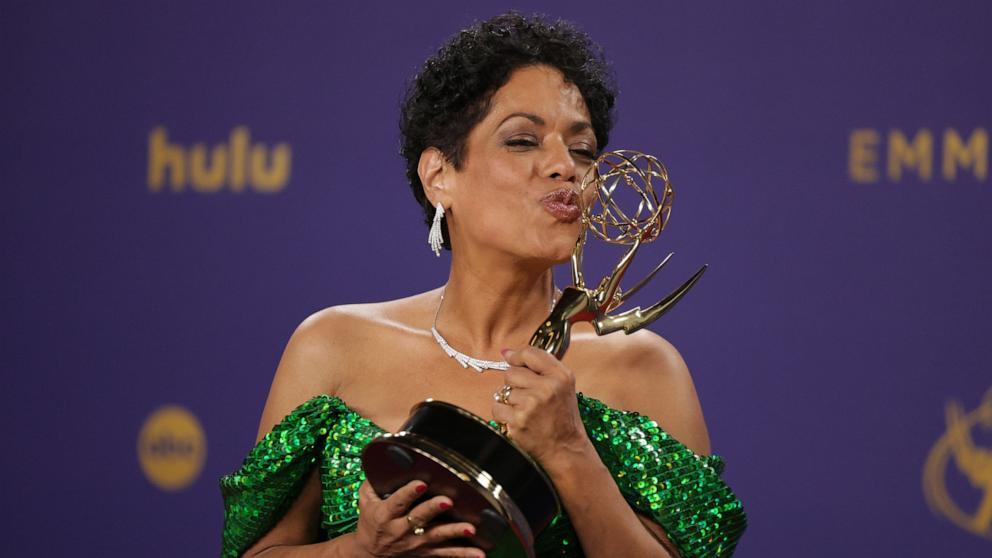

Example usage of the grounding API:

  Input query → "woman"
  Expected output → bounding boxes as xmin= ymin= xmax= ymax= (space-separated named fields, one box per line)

xmin=221 ymin=12 xmax=746 ymax=558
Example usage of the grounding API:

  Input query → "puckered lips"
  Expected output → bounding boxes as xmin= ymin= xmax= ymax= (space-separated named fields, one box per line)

xmin=540 ymin=187 xmax=581 ymax=222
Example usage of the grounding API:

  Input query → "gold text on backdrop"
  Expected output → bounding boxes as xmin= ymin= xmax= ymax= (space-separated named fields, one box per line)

xmin=147 ymin=127 xmax=292 ymax=193
xmin=848 ymin=128 xmax=988 ymax=183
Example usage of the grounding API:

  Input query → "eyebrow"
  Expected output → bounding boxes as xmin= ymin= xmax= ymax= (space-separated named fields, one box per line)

xmin=498 ymin=112 xmax=594 ymax=135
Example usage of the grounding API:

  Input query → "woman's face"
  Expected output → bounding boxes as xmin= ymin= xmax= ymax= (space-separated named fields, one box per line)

xmin=445 ymin=64 xmax=598 ymax=265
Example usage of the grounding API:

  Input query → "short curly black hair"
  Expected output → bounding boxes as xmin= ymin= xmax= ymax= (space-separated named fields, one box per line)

xmin=399 ymin=11 xmax=617 ymax=251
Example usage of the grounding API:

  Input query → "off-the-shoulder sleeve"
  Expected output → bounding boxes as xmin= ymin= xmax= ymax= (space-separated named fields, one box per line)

xmin=578 ymin=395 xmax=747 ymax=558
xmin=219 ymin=396 xmax=339 ymax=558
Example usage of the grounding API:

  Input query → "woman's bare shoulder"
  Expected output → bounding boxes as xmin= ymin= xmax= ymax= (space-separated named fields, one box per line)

xmin=305 ymin=289 xmax=439 ymax=329
xmin=570 ymin=326 xmax=712 ymax=455
xmin=254 ymin=290 xmax=438 ymax=441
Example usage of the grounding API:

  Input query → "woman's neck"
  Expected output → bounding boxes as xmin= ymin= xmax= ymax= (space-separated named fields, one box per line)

xmin=435 ymin=250 xmax=556 ymax=358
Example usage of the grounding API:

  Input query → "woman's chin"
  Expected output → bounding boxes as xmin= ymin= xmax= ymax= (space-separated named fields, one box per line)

xmin=536 ymin=231 xmax=583 ymax=263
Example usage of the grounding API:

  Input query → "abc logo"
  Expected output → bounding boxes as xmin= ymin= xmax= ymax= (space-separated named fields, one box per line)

xmin=137 ymin=405 xmax=207 ymax=491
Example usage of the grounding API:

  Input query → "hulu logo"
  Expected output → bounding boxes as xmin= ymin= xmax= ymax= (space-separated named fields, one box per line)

xmin=147 ymin=127 xmax=291 ymax=193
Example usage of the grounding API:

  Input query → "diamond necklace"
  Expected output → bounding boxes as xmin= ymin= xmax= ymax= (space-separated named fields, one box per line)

xmin=431 ymin=284 xmax=558 ymax=373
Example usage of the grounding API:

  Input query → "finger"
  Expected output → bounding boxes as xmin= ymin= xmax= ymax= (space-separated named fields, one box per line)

xmin=502 ymin=346 xmax=562 ymax=375
xmin=505 ymin=387 xmax=541 ymax=411
xmin=494 ymin=389 xmax=544 ymax=422
xmin=424 ymin=546 xmax=486 ymax=558
xmin=358 ymin=479 xmax=381 ymax=506
xmin=405 ymin=494 xmax=454 ymax=526
xmin=496 ymin=382 xmax=544 ymax=411
xmin=504 ymin=366 xmax=541 ymax=389
xmin=382 ymin=479 xmax=428 ymax=518
xmin=491 ymin=400 xmax=515 ymax=426
xmin=423 ymin=521 xmax=477 ymax=546
xmin=491 ymin=381 xmax=528 ymax=408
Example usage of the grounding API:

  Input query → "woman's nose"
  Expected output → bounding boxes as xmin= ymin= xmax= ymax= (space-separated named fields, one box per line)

xmin=544 ymin=139 xmax=577 ymax=183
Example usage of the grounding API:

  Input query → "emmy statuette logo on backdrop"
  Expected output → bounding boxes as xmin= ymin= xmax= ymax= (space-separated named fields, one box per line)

xmin=923 ymin=387 xmax=992 ymax=540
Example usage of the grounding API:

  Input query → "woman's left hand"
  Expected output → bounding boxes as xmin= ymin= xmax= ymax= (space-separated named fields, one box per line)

xmin=491 ymin=347 xmax=594 ymax=468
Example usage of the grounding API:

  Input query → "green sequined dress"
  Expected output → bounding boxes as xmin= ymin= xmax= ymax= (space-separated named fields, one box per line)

xmin=220 ymin=394 xmax=746 ymax=557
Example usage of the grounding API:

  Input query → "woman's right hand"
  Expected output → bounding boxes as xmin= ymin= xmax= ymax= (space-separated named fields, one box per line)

xmin=350 ymin=480 xmax=484 ymax=558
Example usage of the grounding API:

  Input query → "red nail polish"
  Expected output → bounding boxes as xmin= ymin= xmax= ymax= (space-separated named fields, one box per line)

xmin=415 ymin=484 xmax=427 ymax=494
xmin=463 ymin=528 xmax=475 ymax=536
xmin=439 ymin=502 xmax=451 ymax=510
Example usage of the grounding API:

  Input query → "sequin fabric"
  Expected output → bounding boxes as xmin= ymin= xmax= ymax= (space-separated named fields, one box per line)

xmin=220 ymin=394 xmax=746 ymax=558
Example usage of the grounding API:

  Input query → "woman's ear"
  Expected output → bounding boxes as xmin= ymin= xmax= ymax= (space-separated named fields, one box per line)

xmin=418 ymin=147 xmax=451 ymax=207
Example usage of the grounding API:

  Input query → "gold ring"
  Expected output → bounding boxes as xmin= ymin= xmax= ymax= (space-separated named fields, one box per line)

xmin=492 ymin=384 xmax=512 ymax=405
xmin=406 ymin=515 xmax=425 ymax=536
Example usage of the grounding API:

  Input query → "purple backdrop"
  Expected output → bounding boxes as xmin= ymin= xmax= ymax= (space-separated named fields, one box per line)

xmin=2 ymin=1 xmax=990 ymax=556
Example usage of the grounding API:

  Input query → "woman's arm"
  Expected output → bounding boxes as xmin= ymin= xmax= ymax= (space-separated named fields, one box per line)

xmin=541 ymin=445 xmax=679 ymax=558
xmin=231 ymin=309 xmax=482 ymax=558
xmin=495 ymin=332 xmax=711 ymax=558
xmin=240 ymin=469 xmax=365 ymax=558
xmin=238 ymin=310 xmax=359 ymax=557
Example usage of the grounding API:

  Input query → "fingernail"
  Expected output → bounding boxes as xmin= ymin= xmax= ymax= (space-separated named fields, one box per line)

xmin=439 ymin=502 xmax=452 ymax=510
xmin=415 ymin=484 xmax=427 ymax=494
xmin=463 ymin=528 xmax=475 ymax=536
xmin=500 ymin=348 xmax=511 ymax=357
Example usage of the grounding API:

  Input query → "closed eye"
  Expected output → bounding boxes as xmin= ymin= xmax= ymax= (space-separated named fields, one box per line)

xmin=505 ymin=139 xmax=538 ymax=147
xmin=504 ymin=138 xmax=595 ymax=160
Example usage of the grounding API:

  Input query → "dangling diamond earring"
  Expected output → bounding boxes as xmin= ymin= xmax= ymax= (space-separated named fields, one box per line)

xmin=428 ymin=202 xmax=445 ymax=257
